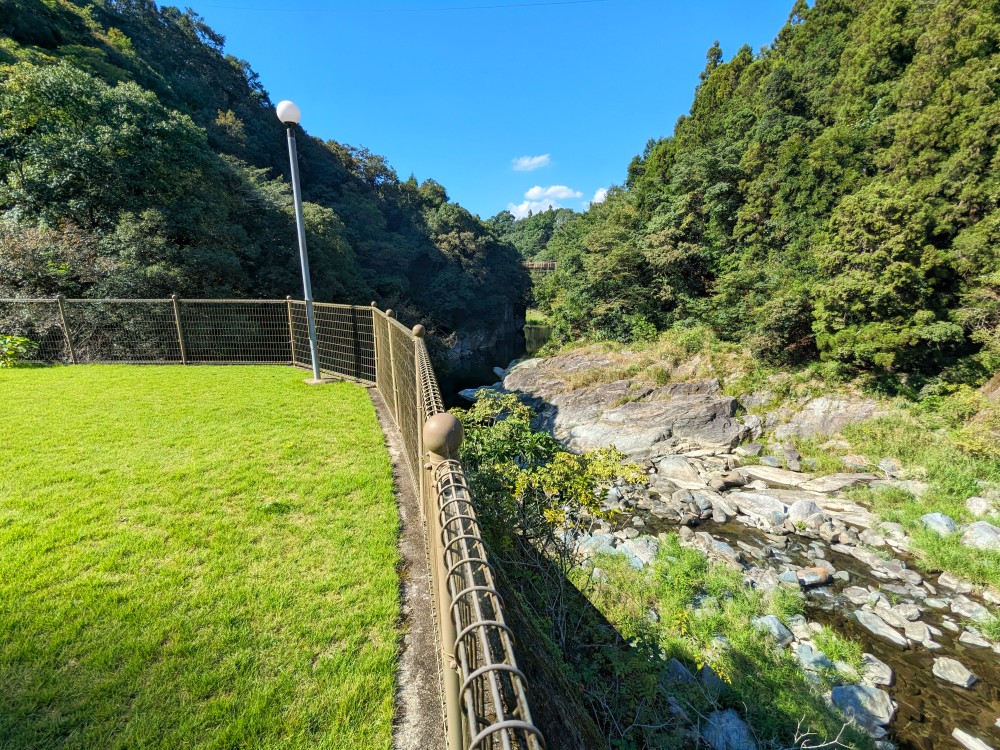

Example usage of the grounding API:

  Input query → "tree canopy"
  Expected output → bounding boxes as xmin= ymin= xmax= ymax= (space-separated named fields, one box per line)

xmin=0 ymin=0 xmax=527 ymax=334
xmin=522 ymin=0 xmax=999 ymax=382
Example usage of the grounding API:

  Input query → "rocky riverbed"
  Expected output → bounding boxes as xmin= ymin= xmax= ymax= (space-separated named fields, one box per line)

xmin=472 ymin=352 xmax=1000 ymax=750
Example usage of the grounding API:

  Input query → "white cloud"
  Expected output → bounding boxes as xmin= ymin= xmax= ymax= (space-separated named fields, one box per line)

xmin=511 ymin=154 xmax=552 ymax=172
xmin=524 ymin=185 xmax=582 ymax=201
xmin=506 ymin=184 xmax=584 ymax=218
xmin=591 ymin=187 xmax=608 ymax=204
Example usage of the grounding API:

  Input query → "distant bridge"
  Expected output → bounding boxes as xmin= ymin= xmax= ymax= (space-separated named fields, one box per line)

xmin=523 ymin=261 xmax=556 ymax=273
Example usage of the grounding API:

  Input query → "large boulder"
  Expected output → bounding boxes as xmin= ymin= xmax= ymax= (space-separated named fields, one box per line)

xmin=962 ymin=521 xmax=1000 ymax=551
xmin=773 ymin=396 xmax=885 ymax=439
xmin=702 ymin=709 xmax=758 ymax=750
xmin=831 ymin=685 xmax=896 ymax=730
xmin=503 ymin=356 xmax=749 ymax=458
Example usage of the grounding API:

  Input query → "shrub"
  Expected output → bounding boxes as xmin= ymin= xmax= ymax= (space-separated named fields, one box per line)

xmin=0 ymin=335 xmax=36 ymax=367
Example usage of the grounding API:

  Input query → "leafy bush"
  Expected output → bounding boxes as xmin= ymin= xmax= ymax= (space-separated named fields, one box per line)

xmin=0 ymin=335 xmax=36 ymax=367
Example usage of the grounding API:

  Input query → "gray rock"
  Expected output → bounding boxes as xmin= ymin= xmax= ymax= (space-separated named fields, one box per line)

xmin=700 ymin=664 xmax=725 ymax=693
xmin=796 ymin=643 xmax=833 ymax=671
xmin=735 ymin=442 xmax=763 ymax=457
xmin=877 ymin=457 xmax=903 ymax=477
xmin=831 ymin=685 xmax=896 ymax=729
xmin=778 ymin=570 xmax=801 ymax=585
xmin=730 ymin=491 xmax=788 ymax=526
xmin=622 ymin=536 xmax=659 ymax=567
xmin=861 ymin=653 xmax=894 ymax=687
xmin=920 ymin=512 xmax=958 ymax=536
xmin=660 ymin=657 xmax=694 ymax=684
xmin=783 ymin=444 xmax=802 ymax=472
xmin=759 ymin=456 xmax=782 ymax=468
xmin=702 ymin=709 xmax=758 ymax=750
xmin=938 ymin=571 xmax=974 ymax=593
xmin=951 ymin=728 xmax=994 ymax=750
xmin=966 ymin=496 xmax=998 ymax=518
xmin=958 ymin=628 xmax=993 ymax=649
xmin=788 ymin=499 xmax=824 ymax=523
xmin=774 ymin=396 xmax=884 ymax=440
xmin=693 ymin=532 xmax=742 ymax=565
xmin=753 ymin=615 xmax=794 ymax=647
xmin=654 ymin=455 xmax=707 ymax=490
xmin=844 ymin=586 xmax=871 ymax=605
xmin=796 ymin=567 xmax=832 ymax=587
xmin=492 ymin=366 xmax=507 ymax=379
xmin=741 ymin=465 xmax=814 ymax=488
xmin=902 ymin=620 xmax=934 ymax=646
xmin=962 ymin=521 xmax=1000 ymax=551
xmin=951 ymin=594 xmax=991 ymax=623
xmin=853 ymin=610 xmax=908 ymax=648
xmin=577 ymin=533 xmax=616 ymax=557
xmin=932 ymin=657 xmax=978 ymax=688
xmin=859 ymin=528 xmax=887 ymax=547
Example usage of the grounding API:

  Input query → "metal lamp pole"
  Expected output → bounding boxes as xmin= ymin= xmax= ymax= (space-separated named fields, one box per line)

xmin=276 ymin=100 xmax=322 ymax=382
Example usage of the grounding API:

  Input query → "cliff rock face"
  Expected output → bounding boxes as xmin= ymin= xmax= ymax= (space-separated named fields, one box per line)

xmin=503 ymin=354 xmax=751 ymax=459
xmin=501 ymin=352 xmax=887 ymax=458
xmin=446 ymin=303 xmax=525 ymax=361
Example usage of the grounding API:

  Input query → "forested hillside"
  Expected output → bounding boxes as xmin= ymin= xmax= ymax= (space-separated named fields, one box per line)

xmin=488 ymin=206 xmax=575 ymax=260
xmin=0 ymin=0 xmax=527 ymax=334
xmin=529 ymin=0 xmax=999 ymax=383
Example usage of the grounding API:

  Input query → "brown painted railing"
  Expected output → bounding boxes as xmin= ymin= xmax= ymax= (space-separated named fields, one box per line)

xmin=0 ymin=297 xmax=544 ymax=750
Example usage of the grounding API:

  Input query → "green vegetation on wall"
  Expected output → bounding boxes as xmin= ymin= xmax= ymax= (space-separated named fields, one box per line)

xmin=524 ymin=0 xmax=999 ymax=383
xmin=0 ymin=0 xmax=528 ymax=334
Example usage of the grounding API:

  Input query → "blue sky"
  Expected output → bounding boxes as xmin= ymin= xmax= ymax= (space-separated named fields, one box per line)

xmin=190 ymin=0 xmax=795 ymax=219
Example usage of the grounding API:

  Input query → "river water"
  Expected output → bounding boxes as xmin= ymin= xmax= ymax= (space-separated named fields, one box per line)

xmin=439 ymin=324 xmax=551 ymax=407
xmin=448 ymin=338 xmax=1000 ymax=749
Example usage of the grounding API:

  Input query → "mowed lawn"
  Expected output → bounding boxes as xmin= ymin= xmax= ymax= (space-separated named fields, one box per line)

xmin=0 ymin=366 xmax=400 ymax=750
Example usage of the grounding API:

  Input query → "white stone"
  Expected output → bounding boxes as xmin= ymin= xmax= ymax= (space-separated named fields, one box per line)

xmin=932 ymin=657 xmax=978 ymax=688
xmin=952 ymin=728 xmax=994 ymax=750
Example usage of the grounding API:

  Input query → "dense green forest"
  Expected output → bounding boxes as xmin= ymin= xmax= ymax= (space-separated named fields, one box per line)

xmin=488 ymin=206 xmax=576 ymax=261
xmin=526 ymin=0 xmax=999 ymax=383
xmin=0 ymin=0 xmax=527 ymax=334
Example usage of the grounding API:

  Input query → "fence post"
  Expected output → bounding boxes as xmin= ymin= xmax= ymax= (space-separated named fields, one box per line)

xmin=385 ymin=310 xmax=401 ymax=424
xmin=171 ymin=295 xmax=187 ymax=365
xmin=55 ymin=295 xmax=76 ymax=364
xmin=286 ymin=296 xmax=297 ymax=366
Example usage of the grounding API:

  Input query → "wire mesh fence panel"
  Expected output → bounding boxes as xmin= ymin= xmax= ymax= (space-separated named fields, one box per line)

xmin=389 ymin=320 xmax=420 ymax=489
xmin=63 ymin=300 xmax=181 ymax=363
xmin=0 ymin=299 xmax=68 ymax=362
xmin=313 ymin=303 xmax=376 ymax=383
xmin=180 ymin=301 xmax=290 ymax=364
xmin=373 ymin=312 xmax=396 ymax=420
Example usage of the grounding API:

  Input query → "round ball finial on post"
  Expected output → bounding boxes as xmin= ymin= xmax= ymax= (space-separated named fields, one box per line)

xmin=423 ymin=412 xmax=464 ymax=460
xmin=411 ymin=324 xmax=426 ymax=338
xmin=370 ymin=301 xmax=377 ymax=307
xmin=385 ymin=309 xmax=395 ymax=319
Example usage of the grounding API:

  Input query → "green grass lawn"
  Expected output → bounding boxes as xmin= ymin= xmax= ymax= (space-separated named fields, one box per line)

xmin=0 ymin=366 xmax=399 ymax=750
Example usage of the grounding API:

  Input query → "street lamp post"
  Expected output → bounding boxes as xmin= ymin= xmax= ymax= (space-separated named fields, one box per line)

xmin=276 ymin=99 xmax=322 ymax=383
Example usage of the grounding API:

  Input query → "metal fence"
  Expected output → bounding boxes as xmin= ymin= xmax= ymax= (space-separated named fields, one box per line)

xmin=0 ymin=297 xmax=543 ymax=750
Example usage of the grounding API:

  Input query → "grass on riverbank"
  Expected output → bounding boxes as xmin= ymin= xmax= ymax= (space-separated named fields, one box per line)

xmin=574 ymin=535 xmax=873 ymax=750
xmin=0 ymin=366 xmax=399 ymax=750
xmin=794 ymin=397 xmax=1000 ymax=591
